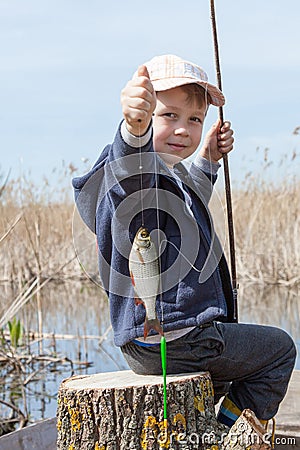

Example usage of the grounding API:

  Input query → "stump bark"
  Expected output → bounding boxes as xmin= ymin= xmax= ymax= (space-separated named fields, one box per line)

xmin=56 ymin=369 xmax=228 ymax=450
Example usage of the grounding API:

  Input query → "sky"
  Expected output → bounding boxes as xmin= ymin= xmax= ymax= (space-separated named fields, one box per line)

xmin=0 ymin=0 xmax=299 ymax=190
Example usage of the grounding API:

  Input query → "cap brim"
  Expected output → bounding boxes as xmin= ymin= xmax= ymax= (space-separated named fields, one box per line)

xmin=151 ymin=78 xmax=225 ymax=107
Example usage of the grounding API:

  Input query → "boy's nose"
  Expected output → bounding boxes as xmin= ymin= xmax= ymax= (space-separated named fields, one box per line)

xmin=174 ymin=126 xmax=189 ymax=136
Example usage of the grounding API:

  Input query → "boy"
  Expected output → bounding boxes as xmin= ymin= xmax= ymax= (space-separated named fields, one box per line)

xmin=72 ymin=55 xmax=296 ymax=428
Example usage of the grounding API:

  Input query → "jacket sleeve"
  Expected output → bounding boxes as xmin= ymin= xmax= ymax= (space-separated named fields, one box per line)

xmin=189 ymin=157 xmax=219 ymax=205
xmin=71 ymin=121 xmax=156 ymax=233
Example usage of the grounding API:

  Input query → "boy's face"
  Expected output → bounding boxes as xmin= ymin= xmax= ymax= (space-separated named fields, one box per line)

xmin=152 ymin=86 xmax=207 ymax=166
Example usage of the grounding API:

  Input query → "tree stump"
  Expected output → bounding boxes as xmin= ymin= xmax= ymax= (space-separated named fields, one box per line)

xmin=56 ymin=369 xmax=228 ymax=450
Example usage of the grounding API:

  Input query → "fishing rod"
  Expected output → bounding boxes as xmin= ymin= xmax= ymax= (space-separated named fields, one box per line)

xmin=210 ymin=0 xmax=238 ymax=321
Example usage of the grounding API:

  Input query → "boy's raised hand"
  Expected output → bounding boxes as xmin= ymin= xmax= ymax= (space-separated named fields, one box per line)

xmin=121 ymin=65 xmax=156 ymax=137
xmin=200 ymin=119 xmax=234 ymax=163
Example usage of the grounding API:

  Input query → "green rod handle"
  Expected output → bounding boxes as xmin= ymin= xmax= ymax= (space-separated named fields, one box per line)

xmin=160 ymin=335 xmax=167 ymax=422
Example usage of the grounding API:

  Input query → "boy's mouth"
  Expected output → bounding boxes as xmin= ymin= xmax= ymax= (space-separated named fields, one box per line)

xmin=167 ymin=142 xmax=187 ymax=151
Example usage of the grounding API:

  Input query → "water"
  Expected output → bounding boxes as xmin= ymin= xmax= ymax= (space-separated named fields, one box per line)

xmin=0 ymin=281 xmax=299 ymax=426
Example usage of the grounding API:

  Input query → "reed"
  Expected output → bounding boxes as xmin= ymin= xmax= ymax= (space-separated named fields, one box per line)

xmin=232 ymin=178 xmax=300 ymax=286
xmin=0 ymin=175 xmax=81 ymax=282
xmin=0 ymin=153 xmax=299 ymax=302
xmin=211 ymin=142 xmax=300 ymax=287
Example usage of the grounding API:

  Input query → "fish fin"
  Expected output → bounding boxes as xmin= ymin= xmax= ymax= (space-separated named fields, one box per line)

xmin=144 ymin=318 xmax=163 ymax=340
xmin=136 ymin=249 xmax=145 ymax=264
xmin=130 ymin=270 xmax=135 ymax=286
xmin=135 ymin=297 xmax=144 ymax=306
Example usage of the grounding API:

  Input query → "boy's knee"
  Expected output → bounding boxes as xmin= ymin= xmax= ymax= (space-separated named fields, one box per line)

xmin=278 ymin=328 xmax=297 ymax=364
xmin=288 ymin=335 xmax=297 ymax=363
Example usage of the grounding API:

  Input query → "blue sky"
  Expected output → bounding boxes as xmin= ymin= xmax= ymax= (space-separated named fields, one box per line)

xmin=1 ymin=0 xmax=299 ymax=189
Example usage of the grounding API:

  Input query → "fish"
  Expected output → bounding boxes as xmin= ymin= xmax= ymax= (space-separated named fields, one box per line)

xmin=129 ymin=227 xmax=163 ymax=340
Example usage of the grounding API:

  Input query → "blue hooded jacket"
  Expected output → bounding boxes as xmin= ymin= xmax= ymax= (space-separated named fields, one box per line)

xmin=72 ymin=122 xmax=236 ymax=346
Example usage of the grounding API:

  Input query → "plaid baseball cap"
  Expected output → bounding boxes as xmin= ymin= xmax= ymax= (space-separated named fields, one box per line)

xmin=144 ymin=54 xmax=225 ymax=107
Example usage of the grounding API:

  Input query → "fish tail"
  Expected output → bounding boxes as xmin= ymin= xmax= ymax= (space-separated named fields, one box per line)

xmin=144 ymin=318 xmax=163 ymax=340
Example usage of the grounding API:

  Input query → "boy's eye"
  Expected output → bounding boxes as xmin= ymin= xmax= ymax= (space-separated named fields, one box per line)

xmin=163 ymin=112 xmax=177 ymax=119
xmin=190 ymin=116 xmax=202 ymax=123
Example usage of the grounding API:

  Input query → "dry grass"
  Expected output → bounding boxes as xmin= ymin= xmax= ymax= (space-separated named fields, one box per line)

xmin=0 ymin=170 xmax=81 ymax=286
xmin=214 ymin=142 xmax=300 ymax=287
xmin=0 ymin=170 xmax=86 ymax=329
xmin=233 ymin=179 xmax=300 ymax=286
xmin=0 ymin=203 xmax=77 ymax=282
xmin=0 ymin=156 xmax=299 ymax=315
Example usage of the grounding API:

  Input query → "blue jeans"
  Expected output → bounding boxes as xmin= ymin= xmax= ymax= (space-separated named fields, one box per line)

xmin=121 ymin=322 xmax=296 ymax=420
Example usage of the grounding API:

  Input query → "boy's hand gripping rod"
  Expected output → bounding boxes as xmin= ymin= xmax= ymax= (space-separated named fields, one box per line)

xmin=210 ymin=0 xmax=238 ymax=321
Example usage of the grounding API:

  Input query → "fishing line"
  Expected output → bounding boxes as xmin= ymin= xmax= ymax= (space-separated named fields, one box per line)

xmin=138 ymin=120 xmax=145 ymax=227
xmin=153 ymin=134 xmax=168 ymax=432
xmin=136 ymin=117 xmax=167 ymax=428
xmin=158 ymin=239 xmax=203 ymax=274
xmin=153 ymin=153 xmax=164 ymax=325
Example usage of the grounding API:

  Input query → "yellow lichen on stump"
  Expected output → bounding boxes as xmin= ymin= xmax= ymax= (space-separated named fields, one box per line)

xmin=56 ymin=370 xmax=227 ymax=450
